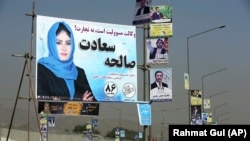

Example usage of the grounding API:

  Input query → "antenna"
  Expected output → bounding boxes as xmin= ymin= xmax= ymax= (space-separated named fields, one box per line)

xmin=6 ymin=2 xmax=43 ymax=141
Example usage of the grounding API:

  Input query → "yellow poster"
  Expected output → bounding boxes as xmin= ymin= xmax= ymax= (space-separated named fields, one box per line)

xmin=190 ymin=89 xmax=202 ymax=105
xmin=184 ymin=73 xmax=189 ymax=90
xmin=150 ymin=23 xmax=173 ymax=38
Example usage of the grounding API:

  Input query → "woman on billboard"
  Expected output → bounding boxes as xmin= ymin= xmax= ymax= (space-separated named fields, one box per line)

xmin=37 ymin=21 xmax=96 ymax=102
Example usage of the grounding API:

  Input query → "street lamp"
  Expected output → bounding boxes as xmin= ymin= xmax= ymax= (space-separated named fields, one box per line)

xmin=209 ymin=90 xmax=229 ymax=100
xmin=208 ymin=90 xmax=229 ymax=116
xmin=186 ymin=25 xmax=226 ymax=124
xmin=109 ymin=106 xmax=121 ymax=128
xmin=202 ymin=68 xmax=227 ymax=111
xmin=187 ymin=25 xmax=226 ymax=78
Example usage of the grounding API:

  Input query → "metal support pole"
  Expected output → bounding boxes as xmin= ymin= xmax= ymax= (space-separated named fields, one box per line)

xmin=186 ymin=25 xmax=226 ymax=124
xmin=201 ymin=68 xmax=227 ymax=112
xmin=213 ymin=103 xmax=227 ymax=123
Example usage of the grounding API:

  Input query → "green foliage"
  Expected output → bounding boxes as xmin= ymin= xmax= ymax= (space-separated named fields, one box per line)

xmin=72 ymin=125 xmax=85 ymax=133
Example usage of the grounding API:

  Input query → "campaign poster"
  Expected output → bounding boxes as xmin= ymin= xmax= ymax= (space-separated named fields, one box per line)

xmin=132 ymin=0 xmax=152 ymax=25
xmin=184 ymin=73 xmax=190 ymax=90
xmin=48 ymin=116 xmax=55 ymax=127
xmin=204 ymin=98 xmax=211 ymax=109
xmin=190 ymin=89 xmax=202 ymax=106
xmin=137 ymin=103 xmax=151 ymax=125
xmin=190 ymin=105 xmax=202 ymax=125
xmin=201 ymin=112 xmax=208 ymax=123
xmin=151 ymin=5 xmax=172 ymax=23
xmin=149 ymin=22 xmax=173 ymax=38
xmin=146 ymin=38 xmax=169 ymax=64
xmin=207 ymin=112 xmax=213 ymax=123
xmin=40 ymin=115 xmax=48 ymax=140
xmin=36 ymin=15 xmax=137 ymax=103
xmin=38 ymin=101 xmax=99 ymax=116
xmin=149 ymin=68 xmax=172 ymax=102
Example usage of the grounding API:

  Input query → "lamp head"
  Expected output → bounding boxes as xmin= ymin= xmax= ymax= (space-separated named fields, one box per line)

xmin=219 ymin=25 xmax=226 ymax=28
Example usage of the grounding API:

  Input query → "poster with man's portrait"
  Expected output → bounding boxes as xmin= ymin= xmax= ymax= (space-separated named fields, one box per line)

xmin=190 ymin=105 xmax=202 ymax=125
xmin=151 ymin=5 xmax=172 ymax=23
xmin=146 ymin=38 xmax=169 ymax=64
xmin=132 ymin=0 xmax=152 ymax=25
xmin=149 ymin=68 xmax=172 ymax=102
xmin=201 ymin=112 xmax=208 ymax=123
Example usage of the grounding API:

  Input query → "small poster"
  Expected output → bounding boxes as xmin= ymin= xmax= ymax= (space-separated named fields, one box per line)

xmin=137 ymin=103 xmax=151 ymax=125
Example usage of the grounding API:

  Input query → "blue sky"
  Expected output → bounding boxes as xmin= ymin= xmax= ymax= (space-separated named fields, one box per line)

xmin=0 ymin=0 xmax=250 ymax=137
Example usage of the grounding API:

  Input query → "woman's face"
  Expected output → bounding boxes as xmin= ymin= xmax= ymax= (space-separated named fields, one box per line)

xmin=56 ymin=30 xmax=71 ymax=61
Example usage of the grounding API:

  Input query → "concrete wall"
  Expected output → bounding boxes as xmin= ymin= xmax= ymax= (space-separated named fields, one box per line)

xmin=0 ymin=128 xmax=110 ymax=141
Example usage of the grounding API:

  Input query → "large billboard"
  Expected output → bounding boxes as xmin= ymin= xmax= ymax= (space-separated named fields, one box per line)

xmin=38 ymin=101 xmax=99 ymax=115
xmin=36 ymin=15 xmax=137 ymax=103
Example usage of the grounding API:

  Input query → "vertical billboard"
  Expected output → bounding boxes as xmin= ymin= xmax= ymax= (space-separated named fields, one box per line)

xmin=36 ymin=15 xmax=137 ymax=103
xmin=149 ymin=68 xmax=172 ymax=102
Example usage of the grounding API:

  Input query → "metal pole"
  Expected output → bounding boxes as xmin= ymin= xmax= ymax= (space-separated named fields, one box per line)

xmin=209 ymin=91 xmax=229 ymax=100
xmin=142 ymin=23 xmax=150 ymax=141
xmin=202 ymin=68 xmax=227 ymax=112
xmin=186 ymin=38 xmax=191 ymax=124
xmin=216 ymin=112 xmax=230 ymax=124
xmin=186 ymin=25 xmax=226 ymax=124
xmin=136 ymin=23 xmax=150 ymax=141
xmin=213 ymin=103 xmax=227 ymax=123
xmin=143 ymin=24 xmax=147 ymax=141
xmin=119 ymin=110 xmax=121 ymax=128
